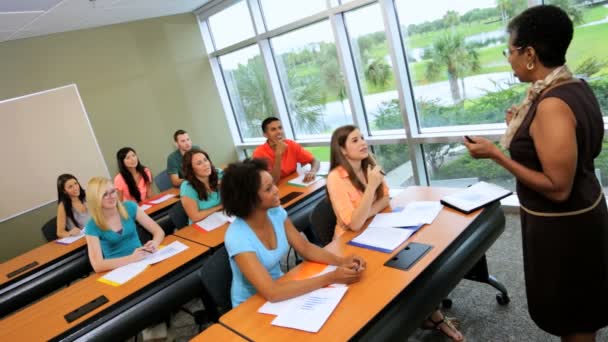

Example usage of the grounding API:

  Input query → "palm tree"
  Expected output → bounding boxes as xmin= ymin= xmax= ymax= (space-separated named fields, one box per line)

xmin=424 ymin=31 xmax=480 ymax=102
xmin=365 ymin=58 xmax=392 ymax=89
xmin=442 ymin=10 xmax=460 ymax=30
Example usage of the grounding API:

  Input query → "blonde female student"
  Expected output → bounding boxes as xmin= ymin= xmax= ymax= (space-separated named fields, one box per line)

xmin=326 ymin=125 xmax=464 ymax=342
xmin=84 ymin=177 xmax=164 ymax=273
xmin=56 ymin=174 xmax=90 ymax=238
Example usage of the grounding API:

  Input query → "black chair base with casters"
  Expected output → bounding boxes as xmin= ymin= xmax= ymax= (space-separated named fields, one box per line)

xmin=182 ymin=246 xmax=233 ymax=331
xmin=41 ymin=217 xmax=58 ymax=242
xmin=309 ymin=195 xmax=337 ymax=248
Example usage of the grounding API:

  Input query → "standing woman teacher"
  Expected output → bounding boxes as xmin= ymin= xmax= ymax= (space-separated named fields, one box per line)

xmin=464 ymin=5 xmax=608 ymax=341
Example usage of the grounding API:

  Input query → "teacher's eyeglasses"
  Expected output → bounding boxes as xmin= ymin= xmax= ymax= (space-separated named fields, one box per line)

xmin=502 ymin=46 xmax=523 ymax=58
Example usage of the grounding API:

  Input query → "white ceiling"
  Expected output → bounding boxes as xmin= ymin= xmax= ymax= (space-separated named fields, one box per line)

xmin=0 ymin=0 xmax=212 ymax=43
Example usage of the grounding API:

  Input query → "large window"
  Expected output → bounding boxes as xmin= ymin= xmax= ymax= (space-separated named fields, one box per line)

xmin=219 ymin=45 xmax=274 ymax=140
xmin=345 ymin=4 xmax=403 ymax=135
xmin=208 ymin=1 xmax=255 ymax=50
xmin=395 ymin=0 xmax=527 ymax=131
xmin=271 ymin=21 xmax=351 ymax=139
xmin=260 ymin=0 xmax=327 ymax=30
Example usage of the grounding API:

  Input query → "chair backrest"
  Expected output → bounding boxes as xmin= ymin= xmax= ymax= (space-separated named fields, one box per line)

xmin=169 ymin=201 xmax=189 ymax=230
xmin=154 ymin=169 xmax=172 ymax=192
xmin=309 ymin=195 xmax=336 ymax=247
xmin=41 ymin=217 xmax=58 ymax=242
xmin=198 ymin=246 xmax=232 ymax=322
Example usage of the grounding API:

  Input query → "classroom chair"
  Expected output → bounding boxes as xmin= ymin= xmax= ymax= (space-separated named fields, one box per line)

xmin=41 ymin=217 xmax=58 ymax=241
xmin=154 ymin=169 xmax=172 ymax=192
xmin=184 ymin=247 xmax=232 ymax=330
xmin=309 ymin=196 xmax=336 ymax=247
xmin=169 ymin=202 xmax=188 ymax=230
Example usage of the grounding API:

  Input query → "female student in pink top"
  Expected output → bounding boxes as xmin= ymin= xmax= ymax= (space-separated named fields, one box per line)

xmin=114 ymin=147 xmax=153 ymax=203
xmin=326 ymin=125 xmax=464 ymax=342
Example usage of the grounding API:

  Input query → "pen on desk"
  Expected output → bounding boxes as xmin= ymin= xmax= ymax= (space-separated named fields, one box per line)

xmin=464 ymin=135 xmax=476 ymax=144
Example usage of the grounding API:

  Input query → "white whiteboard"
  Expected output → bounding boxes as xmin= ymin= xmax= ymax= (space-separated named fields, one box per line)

xmin=0 ymin=84 xmax=109 ymax=222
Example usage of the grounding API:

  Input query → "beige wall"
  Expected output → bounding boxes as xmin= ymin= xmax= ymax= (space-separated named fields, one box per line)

xmin=0 ymin=13 xmax=236 ymax=262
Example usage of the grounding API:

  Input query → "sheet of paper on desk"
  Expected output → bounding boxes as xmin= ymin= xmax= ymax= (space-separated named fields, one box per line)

xmin=349 ymin=226 xmax=414 ymax=253
xmin=148 ymin=193 xmax=176 ymax=204
xmin=316 ymin=161 xmax=330 ymax=176
xmin=367 ymin=212 xmax=421 ymax=229
xmin=195 ymin=212 xmax=235 ymax=232
xmin=402 ymin=201 xmax=443 ymax=224
xmin=98 ymin=262 xmax=148 ymax=286
xmin=56 ymin=231 xmax=85 ymax=245
xmin=270 ymin=287 xmax=349 ymax=333
xmin=137 ymin=240 xmax=189 ymax=266
xmin=287 ymin=174 xmax=323 ymax=187
xmin=139 ymin=204 xmax=152 ymax=211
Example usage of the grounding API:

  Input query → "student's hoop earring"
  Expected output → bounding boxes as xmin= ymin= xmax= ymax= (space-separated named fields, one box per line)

xmin=526 ymin=62 xmax=535 ymax=70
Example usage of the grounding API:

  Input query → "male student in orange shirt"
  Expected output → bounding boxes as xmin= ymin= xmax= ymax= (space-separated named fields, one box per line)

xmin=252 ymin=117 xmax=320 ymax=183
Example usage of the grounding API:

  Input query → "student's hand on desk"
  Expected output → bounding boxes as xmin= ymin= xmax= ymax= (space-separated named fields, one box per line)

xmin=303 ymin=171 xmax=316 ymax=183
xmin=331 ymin=266 xmax=362 ymax=284
xmin=143 ymin=240 xmax=159 ymax=253
xmin=69 ymin=228 xmax=83 ymax=236
xmin=130 ymin=248 xmax=149 ymax=262
xmin=341 ymin=254 xmax=367 ymax=272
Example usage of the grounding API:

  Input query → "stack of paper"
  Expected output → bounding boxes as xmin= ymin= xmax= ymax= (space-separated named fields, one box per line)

xmin=287 ymin=174 xmax=323 ymax=187
xmin=147 ymin=193 xmax=176 ymax=204
xmin=195 ymin=212 xmax=235 ymax=232
xmin=348 ymin=226 xmax=415 ymax=253
xmin=56 ymin=231 xmax=86 ymax=245
xmin=367 ymin=201 xmax=442 ymax=229
xmin=258 ymin=287 xmax=349 ymax=333
xmin=97 ymin=241 xmax=189 ymax=286
xmin=440 ymin=181 xmax=512 ymax=214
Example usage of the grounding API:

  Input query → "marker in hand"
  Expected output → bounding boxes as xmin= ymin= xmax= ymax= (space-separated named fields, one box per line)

xmin=464 ymin=135 xmax=476 ymax=144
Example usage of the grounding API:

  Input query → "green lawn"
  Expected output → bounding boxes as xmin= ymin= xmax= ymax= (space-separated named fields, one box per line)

xmin=581 ymin=4 xmax=608 ymax=22
xmin=307 ymin=146 xmax=330 ymax=161
xmin=404 ymin=19 xmax=504 ymax=49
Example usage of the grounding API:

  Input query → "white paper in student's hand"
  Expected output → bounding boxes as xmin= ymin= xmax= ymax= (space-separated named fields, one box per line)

xmin=402 ymin=201 xmax=443 ymax=224
xmin=148 ymin=193 xmax=176 ymax=204
xmin=270 ymin=287 xmax=348 ymax=333
xmin=195 ymin=212 xmax=234 ymax=231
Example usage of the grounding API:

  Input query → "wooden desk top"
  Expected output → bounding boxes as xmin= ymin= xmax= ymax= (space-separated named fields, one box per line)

xmin=277 ymin=173 xmax=326 ymax=209
xmin=190 ymin=324 xmax=248 ymax=342
xmin=220 ymin=186 xmax=483 ymax=341
xmin=0 ymin=189 xmax=180 ymax=288
xmin=174 ymin=173 xmax=326 ymax=248
xmin=142 ymin=188 xmax=180 ymax=216
xmin=0 ymin=235 xmax=209 ymax=341
xmin=0 ymin=238 xmax=86 ymax=287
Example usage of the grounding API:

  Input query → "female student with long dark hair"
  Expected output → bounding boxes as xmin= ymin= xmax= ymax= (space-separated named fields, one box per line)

xmin=327 ymin=125 xmax=463 ymax=341
xmin=85 ymin=177 xmax=164 ymax=272
xmin=114 ymin=147 xmax=153 ymax=203
xmin=56 ymin=174 xmax=90 ymax=238
xmin=221 ymin=158 xmax=365 ymax=307
xmin=180 ymin=149 xmax=223 ymax=224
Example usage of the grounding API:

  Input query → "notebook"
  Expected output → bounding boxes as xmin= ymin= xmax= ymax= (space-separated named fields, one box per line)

xmin=440 ymin=181 xmax=512 ymax=214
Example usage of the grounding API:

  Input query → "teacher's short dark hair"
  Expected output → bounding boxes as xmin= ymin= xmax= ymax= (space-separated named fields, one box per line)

xmin=221 ymin=158 xmax=269 ymax=218
xmin=508 ymin=5 xmax=573 ymax=68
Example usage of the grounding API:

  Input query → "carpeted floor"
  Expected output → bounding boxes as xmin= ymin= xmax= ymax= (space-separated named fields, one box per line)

xmin=163 ymin=212 xmax=608 ymax=342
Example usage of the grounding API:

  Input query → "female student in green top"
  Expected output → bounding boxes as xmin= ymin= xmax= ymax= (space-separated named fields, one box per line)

xmin=180 ymin=149 xmax=223 ymax=224
xmin=84 ymin=177 xmax=164 ymax=273
xmin=56 ymin=174 xmax=90 ymax=238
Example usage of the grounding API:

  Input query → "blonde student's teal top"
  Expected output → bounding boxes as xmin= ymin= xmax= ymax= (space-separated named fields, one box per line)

xmin=85 ymin=201 xmax=141 ymax=259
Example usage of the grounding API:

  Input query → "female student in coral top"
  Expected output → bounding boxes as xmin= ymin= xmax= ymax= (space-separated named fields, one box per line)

xmin=56 ymin=174 xmax=90 ymax=238
xmin=180 ymin=149 xmax=223 ymax=224
xmin=84 ymin=177 xmax=164 ymax=272
xmin=326 ymin=125 xmax=463 ymax=341
xmin=114 ymin=147 xmax=153 ymax=203
xmin=222 ymin=158 xmax=365 ymax=307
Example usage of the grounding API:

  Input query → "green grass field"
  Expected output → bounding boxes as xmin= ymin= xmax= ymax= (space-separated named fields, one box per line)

xmin=307 ymin=146 xmax=330 ymax=161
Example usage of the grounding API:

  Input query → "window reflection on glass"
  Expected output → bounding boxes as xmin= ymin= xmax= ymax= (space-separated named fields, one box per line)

xmin=593 ymin=137 xmax=608 ymax=192
xmin=394 ymin=0 xmax=528 ymax=131
xmin=345 ymin=4 xmax=403 ymax=135
xmin=208 ymin=1 xmax=255 ymax=50
xmin=271 ymin=21 xmax=351 ymax=138
xmin=372 ymin=144 xmax=414 ymax=188
xmin=544 ymin=0 xmax=608 ymax=116
xmin=423 ymin=142 xmax=515 ymax=190
xmin=219 ymin=45 xmax=274 ymax=141
xmin=260 ymin=0 xmax=328 ymax=30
